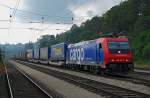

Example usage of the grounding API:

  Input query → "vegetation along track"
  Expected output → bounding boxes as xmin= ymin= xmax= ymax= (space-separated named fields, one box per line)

xmin=16 ymin=61 xmax=150 ymax=98
xmin=4 ymin=62 xmax=54 ymax=98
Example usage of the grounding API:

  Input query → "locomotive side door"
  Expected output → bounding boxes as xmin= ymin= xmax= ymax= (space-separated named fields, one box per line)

xmin=99 ymin=43 xmax=104 ymax=64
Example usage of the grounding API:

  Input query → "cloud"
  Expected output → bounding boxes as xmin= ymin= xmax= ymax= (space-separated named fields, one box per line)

xmin=68 ymin=0 xmax=123 ymax=24
xmin=17 ymin=0 xmax=123 ymax=26
xmin=17 ymin=0 xmax=74 ymax=23
xmin=0 ymin=22 xmax=71 ymax=44
xmin=0 ymin=0 xmax=73 ymax=44
xmin=0 ymin=0 xmax=123 ymax=44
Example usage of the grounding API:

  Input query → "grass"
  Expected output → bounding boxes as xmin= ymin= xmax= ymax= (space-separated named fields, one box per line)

xmin=135 ymin=61 xmax=150 ymax=70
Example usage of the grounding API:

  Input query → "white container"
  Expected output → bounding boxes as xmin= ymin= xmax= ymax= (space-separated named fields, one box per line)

xmin=40 ymin=47 xmax=49 ymax=60
xmin=27 ymin=49 xmax=33 ymax=59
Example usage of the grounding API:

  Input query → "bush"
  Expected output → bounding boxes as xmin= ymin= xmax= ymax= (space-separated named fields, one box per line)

xmin=142 ymin=43 xmax=150 ymax=61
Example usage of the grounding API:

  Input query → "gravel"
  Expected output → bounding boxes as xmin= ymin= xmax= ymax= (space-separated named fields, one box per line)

xmin=135 ymin=69 xmax=150 ymax=74
xmin=15 ymin=60 xmax=150 ymax=95
xmin=10 ymin=60 xmax=103 ymax=98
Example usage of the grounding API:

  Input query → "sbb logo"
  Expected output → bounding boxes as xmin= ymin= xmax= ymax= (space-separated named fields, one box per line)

xmin=70 ymin=48 xmax=84 ymax=64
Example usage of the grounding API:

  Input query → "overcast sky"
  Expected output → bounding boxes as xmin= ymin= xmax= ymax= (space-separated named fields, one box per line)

xmin=0 ymin=0 xmax=123 ymax=44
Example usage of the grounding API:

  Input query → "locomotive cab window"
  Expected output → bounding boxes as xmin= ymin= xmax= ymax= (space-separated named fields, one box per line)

xmin=108 ymin=41 xmax=130 ymax=54
xmin=108 ymin=42 xmax=129 ymax=50
xmin=99 ymin=44 xmax=102 ymax=49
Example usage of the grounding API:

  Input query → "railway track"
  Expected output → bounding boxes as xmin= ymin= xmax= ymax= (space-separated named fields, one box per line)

xmin=134 ymin=69 xmax=150 ymax=75
xmin=16 ymin=60 xmax=150 ymax=98
xmin=17 ymin=60 xmax=150 ymax=87
xmin=2 ymin=62 xmax=54 ymax=98
xmin=0 ymin=65 xmax=9 ymax=98
xmin=113 ymin=72 xmax=150 ymax=87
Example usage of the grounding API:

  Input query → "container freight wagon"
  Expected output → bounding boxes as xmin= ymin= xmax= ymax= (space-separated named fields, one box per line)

xmin=20 ymin=50 xmax=27 ymax=60
xmin=26 ymin=49 xmax=34 ymax=62
xmin=39 ymin=47 xmax=51 ymax=64
xmin=15 ymin=36 xmax=134 ymax=74
xmin=33 ymin=48 xmax=40 ymax=63
xmin=50 ymin=43 xmax=68 ymax=66
xmin=15 ymin=51 xmax=21 ymax=59
xmin=66 ymin=40 xmax=103 ymax=72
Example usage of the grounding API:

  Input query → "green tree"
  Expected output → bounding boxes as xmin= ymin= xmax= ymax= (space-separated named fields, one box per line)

xmin=25 ymin=42 xmax=34 ymax=49
xmin=142 ymin=43 xmax=150 ymax=61
xmin=37 ymin=35 xmax=56 ymax=47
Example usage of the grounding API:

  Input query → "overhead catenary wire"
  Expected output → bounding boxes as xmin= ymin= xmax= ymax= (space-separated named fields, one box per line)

xmin=0 ymin=0 xmax=124 ymax=24
xmin=0 ymin=3 xmax=74 ymax=27
xmin=11 ymin=0 xmax=21 ymax=20
xmin=0 ymin=3 xmax=95 ymax=27
xmin=0 ymin=18 xmax=71 ymax=32
xmin=0 ymin=20 xmax=10 ymax=22
xmin=0 ymin=1 xmax=124 ymax=35
xmin=0 ymin=27 xmax=69 ymax=31
xmin=0 ymin=3 xmax=72 ymax=19
xmin=0 ymin=1 xmax=91 ymax=38
xmin=8 ymin=0 xmax=21 ymax=35
xmin=0 ymin=3 xmax=97 ymax=20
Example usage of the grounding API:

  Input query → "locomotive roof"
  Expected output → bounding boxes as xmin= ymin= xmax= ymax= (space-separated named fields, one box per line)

xmin=68 ymin=40 xmax=95 ymax=48
xmin=51 ymin=42 xmax=67 ymax=47
xmin=96 ymin=37 xmax=128 ymax=42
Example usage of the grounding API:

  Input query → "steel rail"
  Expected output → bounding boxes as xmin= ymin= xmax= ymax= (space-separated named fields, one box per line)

xmin=4 ymin=65 xmax=14 ymax=98
xmin=15 ymin=66 xmax=53 ymax=98
xmin=17 ymin=60 xmax=150 ymax=98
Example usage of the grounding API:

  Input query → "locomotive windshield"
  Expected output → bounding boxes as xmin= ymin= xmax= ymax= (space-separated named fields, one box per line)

xmin=108 ymin=42 xmax=129 ymax=50
xmin=108 ymin=41 xmax=130 ymax=54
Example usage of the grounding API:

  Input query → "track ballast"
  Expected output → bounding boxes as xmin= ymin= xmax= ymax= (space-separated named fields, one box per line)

xmin=3 ymin=62 xmax=53 ymax=98
xmin=17 ymin=61 xmax=150 ymax=98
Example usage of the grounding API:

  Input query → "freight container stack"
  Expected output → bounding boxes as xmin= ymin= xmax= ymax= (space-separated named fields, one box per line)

xmin=20 ymin=50 xmax=27 ymax=60
xmin=33 ymin=48 xmax=40 ymax=63
xmin=50 ymin=43 xmax=68 ymax=66
xmin=15 ymin=36 xmax=134 ymax=73
xmin=66 ymin=40 xmax=99 ymax=66
xmin=27 ymin=49 xmax=33 ymax=62
xmin=39 ymin=47 xmax=51 ymax=64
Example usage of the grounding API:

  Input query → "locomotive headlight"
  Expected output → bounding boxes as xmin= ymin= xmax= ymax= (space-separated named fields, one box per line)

xmin=126 ymin=59 xmax=128 ymax=62
xmin=111 ymin=59 xmax=114 ymax=62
